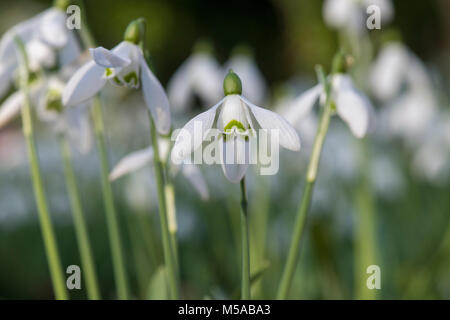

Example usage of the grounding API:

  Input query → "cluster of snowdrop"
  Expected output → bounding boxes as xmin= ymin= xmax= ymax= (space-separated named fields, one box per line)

xmin=0 ymin=0 xmax=448 ymax=301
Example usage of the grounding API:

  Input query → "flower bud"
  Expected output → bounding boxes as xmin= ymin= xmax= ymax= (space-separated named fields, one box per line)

xmin=124 ymin=18 xmax=146 ymax=45
xmin=54 ymin=0 xmax=71 ymax=10
xmin=331 ymin=50 xmax=353 ymax=74
xmin=223 ymin=69 xmax=242 ymax=96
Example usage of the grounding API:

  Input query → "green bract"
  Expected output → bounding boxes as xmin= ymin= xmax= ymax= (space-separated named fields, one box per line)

xmin=223 ymin=70 xmax=242 ymax=96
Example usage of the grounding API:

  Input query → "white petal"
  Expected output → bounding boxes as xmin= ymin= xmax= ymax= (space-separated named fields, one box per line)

xmin=0 ymin=9 xmax=48 ymax=65
xmin=0 ymin=91 xmax=24 ymax=128
xmin=167 ymin=60 xmax=193 ymax=112
xmin=64 ymin=103 xmax=93 ymax=154
xmin=62 ymin=60 xmax=107 ymax=106
xmin=139 ymin=54 xmax=171 ymax=135
xmin=109 ymin=148 xmax=154 ymax=181
xmin=0 ymin=63 xmax=15 ymax=99
xmin=369 ymin=43 xmax=408 ymax=101
xmin=219 ymin=136 xmax=249 ymax=183
xmin=172 ymin=98 xmax=224 ymax=161
xmin=26 ymin=38 xmax=56 ymax=70
xmin=59 ymin=31 xmax=82 ymax=66
xmin=181 ymin=164 xmax=209 ymax=200
xmin=280 ymin=84 xmax=322 ymax=127
xmin=90 ymin=46 xmax=131 ymax=68
xmin=39 ymin=8 xmax=68 ymax=49
xmin=241 ymin=96 xmax=301 ymax=151
xmin=333 ymin=75 xmax=374 ymax=138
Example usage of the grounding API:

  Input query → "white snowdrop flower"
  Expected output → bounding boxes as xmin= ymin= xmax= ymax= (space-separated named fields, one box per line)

xmin=411 ymin=114 xmax=450 ymax=184
xmin=62 ymin=20 xmax=171 ymax=135
xmin=167 ymin=41 xmax=223 ymax=113
xmin=223 ymin=45 xmax=268 ymax=105
xmin=323 ymin=0 xmax=394 ymax=34
xmin=0 ymin=61 xmax=93 ymax=153
xmin=370 ymin=42 xmax=433 ymax=102
xmin=381 ymin=89 xmax=436 ymax=146
xmin=172 ymin=70 xmax=300 ymax=184
xmin=0 ymin=4 xmax=81 ymax=99
xmin=109 ymin=137 xmax=209 ymax=200
xmin=282 ymin=72 xmax=375 ymax=139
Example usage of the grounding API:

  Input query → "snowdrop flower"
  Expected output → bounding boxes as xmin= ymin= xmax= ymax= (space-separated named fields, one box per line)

xmin=0 ymin=69 xmax=92 ymax=153
xmin=282 ymin=71 xmax=375 ymax=139
xmin=62 ymin=19 xmax=171 ymax=134
xmin=172 ymin=70 xmax=300 ymax=183
xmin=370 ymin=42 xmax=433 ymax=102
xmin=0 ymin=0 xmax=81 ymax=99
xmin=411 ymin=113 xmax=450 ymax=184
xmin=109 ymin=137 xmax=209 ymax=200
xmin=323 ymin=0 xmax=394 ymax=34
xmin=223 ymin=45 xmax=268 ymax=105
xmin=167 ymin=40 xmax=222 ymax=113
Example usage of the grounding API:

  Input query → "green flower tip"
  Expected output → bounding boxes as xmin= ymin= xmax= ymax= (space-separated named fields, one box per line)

xmin=331 ymin=50 xmax=353 ymax=74
xmin=231 ymin=43 xmax=254 ymax=58
xmin=54 ymin=0 xmax=71 ymax=10
xmin=124 ymin=18 xmax=146 ymax=45
xmin=380 ymin=28 xmax=403 ymax=45
xmin=223 ymin=69 xmax=242 ymax=96
xmin=193 ymin=38 xmax=214 ymax=55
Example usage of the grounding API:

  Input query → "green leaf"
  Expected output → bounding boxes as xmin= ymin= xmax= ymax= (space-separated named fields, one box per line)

xmin=146 ymin=266 xmax=169 ymax=300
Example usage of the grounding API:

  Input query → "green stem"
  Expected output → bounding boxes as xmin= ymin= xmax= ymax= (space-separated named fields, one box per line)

xmin=276 ymin=65 xmax=333 ymax=299
xmin=76 ymin=1 xmax=129 ymax=299
xmin=59 ymin=135 xmax=100 ymax=300
xmin=354 ymin=139 xmax=378 ymax=299
xmin=240 ymin=178 xmax=250 ymax=300
xmin=91 ymin=99 xmax=129 ymax=299
xmin=14 ymin=36 xmax=68 ymax=300
xmin=149 ymin=115 xmax=179 ymax=299
xmin=165 ymin=182 xmax=179 ymax=274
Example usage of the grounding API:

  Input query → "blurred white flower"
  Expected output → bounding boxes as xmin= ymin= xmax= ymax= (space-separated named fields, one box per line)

xmin=370 ymin=42 xmax=433 ymax=102
xmin=109 ymin=137 xmax=209 ymax=200
xmin=0 ymin=71 xmax=93 ymax=154
xmin=172 ymin=70 xmax=300 ymax=183
xmin=223 ymin=47 xmax=267 ymax=105
xmin=62 ymin=41 xmax=171 ymax=134
xmin=282 ymin=73 xmax=375 ymax=138
xmin=323 ymin=0 xmax=394 ymax=34
xmin=167 ymin=47 xmax=222 ymax=113
xmin=411 ymin=114 xmax=450 ymax=184
xmin=0 ymin=7 xmax=81 ymax=99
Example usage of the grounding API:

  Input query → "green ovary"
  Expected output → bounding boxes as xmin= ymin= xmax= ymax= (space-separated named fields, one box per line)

xmin=224 ymin=119 xmax=246 ymax=133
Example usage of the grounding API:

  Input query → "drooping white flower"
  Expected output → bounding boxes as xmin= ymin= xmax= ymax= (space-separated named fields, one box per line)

xmin=0 ymin=6 xmax=81 ymax=99
xmin=172 ymin=70 xmax=300 ymax=183
xmin=223 ymin=46 xmax=268 ymax=105
xmin=109 ymin=137 xmax=209 ymax=200
xmin=323 ymin=0 xmax=394 ymax=34
xmin=282 ymin=73 xmax=375 ymax=138
xmin=167 ymin=42 xmax=222 ymax=113
xmin=0 ymin=61 xmax=93 ymax=153
xmin=370 ymin=42 xmax=433 ymax=102
xmin=62 ymin=39 xmax=171 ymax=135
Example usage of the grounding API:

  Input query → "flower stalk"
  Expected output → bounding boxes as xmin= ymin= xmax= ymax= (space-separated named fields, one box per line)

xmin=76 ymin=2 xmax=130 ymax=299
xmin=91 ymin=98 xmax=129 ymax=299
xmin=58 ymin=134 xmax=101 ymax=300
xmin=14 ymin=36 xmax=68 ymax=300
xmin=276 ymin=64 xmax=333 ymax=299
xmin=149 ymin=115 xmax=179 ymax=299
xmin=240 ymin=178 xmax=250 ymax=300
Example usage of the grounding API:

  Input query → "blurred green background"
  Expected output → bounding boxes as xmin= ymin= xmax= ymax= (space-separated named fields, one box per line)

xmin=0 ymin=0 xmax=450 ymax=299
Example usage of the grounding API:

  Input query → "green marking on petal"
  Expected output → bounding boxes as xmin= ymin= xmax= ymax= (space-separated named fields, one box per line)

xmin=224 ymin=119 xmax=246 ymax=132
xmin=113 ymin=76 xmax=122 ymax=85
xmin=45 ymin=89 xmax=64 ymax=113
xmin=105 ymin=68 xmax=113 ymax=77
xmin=123 ymin=71 xmax=138 ymax=86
